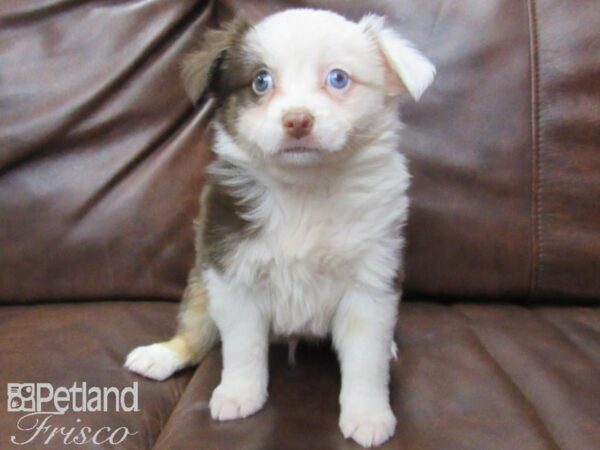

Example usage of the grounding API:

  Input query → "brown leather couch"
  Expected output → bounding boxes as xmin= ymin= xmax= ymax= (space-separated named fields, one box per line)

xmin=1 ymin=1 xmax=599 ymax=449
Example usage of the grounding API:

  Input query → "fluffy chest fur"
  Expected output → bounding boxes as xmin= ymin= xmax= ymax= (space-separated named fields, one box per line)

xmin=202 ymin=141 xmax=410 ymax=337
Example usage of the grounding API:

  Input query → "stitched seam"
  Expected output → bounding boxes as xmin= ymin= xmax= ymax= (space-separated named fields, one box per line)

xmin=526 ymin=0 xmax=542 ymax=300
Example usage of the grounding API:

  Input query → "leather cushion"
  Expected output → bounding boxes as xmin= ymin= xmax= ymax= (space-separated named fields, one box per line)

xmin=154 ymin=302 xmax=600 ymax=450
xmin=0 ymin=301 xmax=598 ymax=449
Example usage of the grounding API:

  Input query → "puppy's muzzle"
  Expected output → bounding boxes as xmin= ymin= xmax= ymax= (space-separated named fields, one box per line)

xmin=282 ymin=109 xmax=314 ymax=139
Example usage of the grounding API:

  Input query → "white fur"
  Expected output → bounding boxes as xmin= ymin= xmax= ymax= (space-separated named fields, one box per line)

xmin=359 ymin=14 xmax=436 ymax=100
xmin=205 ymin=267 xmax=269 ymax=421
xmin=204 ymin=9 xmax=433 ymax=448
xmin=125 ymin=343 xmax=186 ymax=381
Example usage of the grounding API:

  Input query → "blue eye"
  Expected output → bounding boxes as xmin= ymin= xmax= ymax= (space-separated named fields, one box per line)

xmin=327 ymin=69 xmax=350 ymax=89
xmin=252 ymin=69 xmax=273 ymax=94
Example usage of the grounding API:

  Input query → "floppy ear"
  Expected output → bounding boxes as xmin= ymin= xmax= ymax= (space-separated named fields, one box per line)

xmin=360 ymin=14 xmax=436 ymax=101
xmin=181 ymin=18 xmax=250 ymax=103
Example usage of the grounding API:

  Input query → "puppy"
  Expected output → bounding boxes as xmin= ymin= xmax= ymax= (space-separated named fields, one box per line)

xmin=125 ymin=9 xmax=434 ymax=448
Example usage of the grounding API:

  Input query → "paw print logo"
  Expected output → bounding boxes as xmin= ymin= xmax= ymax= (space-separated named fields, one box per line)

xmin=7 ymin=384 xmax=36 ymax=412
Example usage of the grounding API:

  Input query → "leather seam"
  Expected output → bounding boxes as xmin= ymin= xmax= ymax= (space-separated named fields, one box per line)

xmin=526 ymin=0 xmax=542 ymax=300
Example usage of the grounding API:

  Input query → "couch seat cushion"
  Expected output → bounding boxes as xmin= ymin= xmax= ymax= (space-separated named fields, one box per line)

xmin=154 ymin=302 xmax=600 ymax=450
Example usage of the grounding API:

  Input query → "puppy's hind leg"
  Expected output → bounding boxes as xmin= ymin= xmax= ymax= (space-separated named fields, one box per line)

xmin=125 ymin=270 xmax=219 ymax=381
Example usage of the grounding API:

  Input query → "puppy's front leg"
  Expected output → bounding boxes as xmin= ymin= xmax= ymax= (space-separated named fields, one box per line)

xmin=333 ymin=287 xmax=399 ymax=448
xmin=207 ymin=272 xmax=269 ymax=421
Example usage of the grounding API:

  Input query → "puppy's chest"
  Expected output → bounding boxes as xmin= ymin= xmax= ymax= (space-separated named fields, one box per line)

xmin=233 ymin=193 xmax=366 ymax=283
xmin=215 ymin=162 xmax=407 ymax=336
xmin=232 ymin=194 xmax=367 ymax=336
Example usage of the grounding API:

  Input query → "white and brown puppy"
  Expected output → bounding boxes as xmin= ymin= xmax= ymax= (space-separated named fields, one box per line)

xmin=125 ymin=8 xmax=434 ymax=448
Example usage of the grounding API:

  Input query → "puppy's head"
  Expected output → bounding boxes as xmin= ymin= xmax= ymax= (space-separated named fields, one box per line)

xmin=183 ymin=9 xmax=435 ymax=167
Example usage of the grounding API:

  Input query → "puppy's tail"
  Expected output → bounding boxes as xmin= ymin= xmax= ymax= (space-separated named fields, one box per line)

xmin=125 ymin=270 xmax=219 ymax=381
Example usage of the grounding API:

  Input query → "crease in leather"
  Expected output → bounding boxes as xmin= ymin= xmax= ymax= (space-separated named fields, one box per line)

xmin=428 ymin=0 xmax=444 ymax=38
xmin=72 ymin=104 xmax=197 ymax=223
xmin=153 ymin=380 xmax=193 ymax=447
xmin=138 ymin=106 xmax=216 ymax=271
xmin=451 ymin=305 xmax=563 ymax=450
xmin=151 ymin=353 xmax=219 ymax=450
xmin=68 ymin=2 xmax=214 ymax=223
xmin=0 ymin=0 xmax=82 ymax=27
xmin=137 ymin=374 xmax=197 ymax=449
xmin=0 ymin=0 xmax=210 ymax=179
xmin=531 ymin=309 xmax=600 ymax=371
xmin=526 ymin=0 xmax=542 ymax=300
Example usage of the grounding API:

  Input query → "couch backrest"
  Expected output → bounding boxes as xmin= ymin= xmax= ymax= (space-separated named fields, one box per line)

xmin=1 ymin=0 xmax=598 ymax=303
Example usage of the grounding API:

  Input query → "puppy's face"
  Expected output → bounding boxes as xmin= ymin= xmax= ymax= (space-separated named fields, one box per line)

xmin=183 ymin=9 xmax=435 ymax=167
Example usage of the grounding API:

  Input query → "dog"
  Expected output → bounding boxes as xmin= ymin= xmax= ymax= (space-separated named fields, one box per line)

xmin=125 ymin=8 xmax=435 ymax=447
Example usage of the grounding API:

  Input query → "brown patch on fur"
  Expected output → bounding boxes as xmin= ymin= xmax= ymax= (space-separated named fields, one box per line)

xmin=195 ymin=161 xmax=259 ymax=272
xmin=181 ymin=18 xmax=253 ymax=102
xmin=182 ymin=18 xmax=267 ymax=136
xmin=217 ymin=85 xmax=262 ymax=138
xmin=215 ymin=39 xmax=263 ymax=99
xmin=211 ymin=24 xmax=266 ymax=136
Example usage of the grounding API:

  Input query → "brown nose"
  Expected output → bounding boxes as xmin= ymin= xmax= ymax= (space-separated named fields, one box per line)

xmin=282 ymin=110 xmax=314 ymax=139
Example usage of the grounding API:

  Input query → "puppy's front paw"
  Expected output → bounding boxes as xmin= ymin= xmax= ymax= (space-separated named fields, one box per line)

xmin=340 ymin=407 xmax=396 ymax=448
xmin=209 ymin=382 xmax=267 ymax=421
xmin=124 ymin=343 xmax=185 ymax=381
